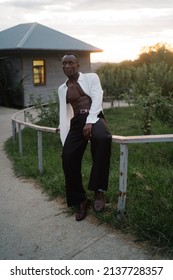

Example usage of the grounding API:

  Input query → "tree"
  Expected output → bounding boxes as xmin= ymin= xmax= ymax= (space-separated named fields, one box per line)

xmin=136 ymin=43 xmax=173 ymax=66
xmin=97 ymin=63 xmax=134 ymax=101
xmin=131 ymin=62 xmax=173 ymax=133
xmin=96 ymin=42 xmax=173 ymax=130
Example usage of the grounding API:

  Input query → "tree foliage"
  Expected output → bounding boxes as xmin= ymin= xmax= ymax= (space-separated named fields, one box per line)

xmin=136 ymin=43 xmax=173 ymax=66
xmin=96 ymin=43 xmax=173 ymax=133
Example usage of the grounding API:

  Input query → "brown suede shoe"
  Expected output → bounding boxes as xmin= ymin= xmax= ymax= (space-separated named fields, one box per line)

xmin=76 ymin=199 xmax=88 ymax=221
xmin=93 ymin=191 xmax=105 ymax=212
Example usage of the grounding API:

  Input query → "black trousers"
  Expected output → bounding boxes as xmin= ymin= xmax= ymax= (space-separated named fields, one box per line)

xmin=62 ymin=113 xmax=112 ymax=207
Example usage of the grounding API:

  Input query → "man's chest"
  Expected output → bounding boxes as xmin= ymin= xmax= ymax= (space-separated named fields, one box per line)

xmin=66 ymin=81 xmax=86 ymax=103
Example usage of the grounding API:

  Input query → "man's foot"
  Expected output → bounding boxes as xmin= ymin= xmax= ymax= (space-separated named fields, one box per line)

xmin=93 ymin=191 xmax=105 ymax=212
xmin=76 ymin=199 xmax=88 ymax=221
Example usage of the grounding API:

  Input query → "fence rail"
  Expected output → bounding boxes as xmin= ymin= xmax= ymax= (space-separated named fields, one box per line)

xmin=11 ymin=106 xmax=59 ymax=173
xmin=11 ymin=107 xmax=173 ymax=218
xmin=112 ymin=134 xmax=173 ymax=219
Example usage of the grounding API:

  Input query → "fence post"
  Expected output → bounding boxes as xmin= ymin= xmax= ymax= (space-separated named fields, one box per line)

xmin=24 ymin=110 xmax=27 ymax=123
xmin=38 ymin=130 xmax=43 ymax=173
xmin=117 ymin=143 xmax=128 ymax=219
xmin=12 ymin=120 xmax=16 ymax=144
xmin=18 ymin=123 xmax=22 ymax=157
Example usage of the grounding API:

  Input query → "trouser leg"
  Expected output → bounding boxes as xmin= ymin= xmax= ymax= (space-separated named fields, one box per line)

xmin=89 ymin=118 xmax=112 ymax=191
xmin=62 ymin=116 xmax=88 ymax=207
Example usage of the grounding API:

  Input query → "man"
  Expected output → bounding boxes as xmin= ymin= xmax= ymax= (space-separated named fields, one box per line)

xmin=58 ymin=52 xmax=112 ymax=221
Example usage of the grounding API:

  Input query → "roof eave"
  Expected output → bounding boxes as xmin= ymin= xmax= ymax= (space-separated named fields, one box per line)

xmin=0 ymin=47 xmax=102 ymax=53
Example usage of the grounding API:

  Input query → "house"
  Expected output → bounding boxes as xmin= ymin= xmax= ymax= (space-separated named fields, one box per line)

xmin=0 ymin=22 xmax=102 ymax=107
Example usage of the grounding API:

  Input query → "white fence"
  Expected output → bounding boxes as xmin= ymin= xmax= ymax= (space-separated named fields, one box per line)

xmin=112 ymin=134 xmax=173 ymax=218
xmin=11 ymin=107 xmax=173 ymax=217
xmin=11 ymin=106 xmax=58 ymax=173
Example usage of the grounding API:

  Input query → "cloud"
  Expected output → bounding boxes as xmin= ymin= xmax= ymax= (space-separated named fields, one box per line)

xmin=2 ymin=0 xmax=173 ymax=11
xmin=47 ymin=6 xmax=173 ymax=39
xmin=62 ymin=0 xmax=173 ymax=11
xmin=0 ymin=0 xmax=173 ymax=61
xmin=0 ymin=0 xmax=72 ymax=11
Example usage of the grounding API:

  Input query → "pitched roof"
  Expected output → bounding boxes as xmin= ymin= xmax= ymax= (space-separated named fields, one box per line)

xmin=0 ymin=22 xmax=102 ymax=53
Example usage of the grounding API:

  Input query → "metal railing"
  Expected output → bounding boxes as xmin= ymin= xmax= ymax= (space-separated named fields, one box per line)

xmin=112 ymin=134 xmax=173 ymax=218
xmin=11 ymin=106 xmax=59 ymax=173
xmin=11 ymin=107 xmax=173 ymax=216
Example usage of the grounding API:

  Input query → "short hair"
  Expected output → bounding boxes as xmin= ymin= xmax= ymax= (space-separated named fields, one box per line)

xmin=63 ymin=52 xmax=79 ymax=62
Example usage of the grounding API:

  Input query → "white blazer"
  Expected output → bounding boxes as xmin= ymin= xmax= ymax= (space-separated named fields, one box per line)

xmin=58 ymin=72 xmax=103 ymax=145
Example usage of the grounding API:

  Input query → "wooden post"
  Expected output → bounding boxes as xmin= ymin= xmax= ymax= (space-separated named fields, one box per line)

xmin=38 ymin=130 xmax=43 ymax=173
xmin=117 ymin=143 xmax=128 ymax=219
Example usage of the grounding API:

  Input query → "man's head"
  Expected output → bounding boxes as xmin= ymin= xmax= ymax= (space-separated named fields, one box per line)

xmin=62 ymin=52 xmax=80 ymax=78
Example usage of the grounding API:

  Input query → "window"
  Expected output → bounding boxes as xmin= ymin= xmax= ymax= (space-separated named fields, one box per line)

xmin=33 ymin=60 xmax=45 ymax=86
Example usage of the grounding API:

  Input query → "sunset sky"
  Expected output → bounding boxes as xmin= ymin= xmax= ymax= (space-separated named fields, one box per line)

xmin=0 ymin=0 xmax=173 ymax=62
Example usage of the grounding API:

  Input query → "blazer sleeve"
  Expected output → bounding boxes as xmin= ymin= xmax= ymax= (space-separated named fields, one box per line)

xmin=86 ymin=73 xmax=103 ymax=124
xmin=58 ymin=85 xmax=74 ymax=145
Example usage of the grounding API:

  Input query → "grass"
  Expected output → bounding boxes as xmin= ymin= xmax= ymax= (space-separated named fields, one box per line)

xmin=4 ymin=106 xmax=173 ymax=258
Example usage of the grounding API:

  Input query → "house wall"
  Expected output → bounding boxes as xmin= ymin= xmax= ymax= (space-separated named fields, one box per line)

xmin=22 ymin=52 xmax=91 ymax=107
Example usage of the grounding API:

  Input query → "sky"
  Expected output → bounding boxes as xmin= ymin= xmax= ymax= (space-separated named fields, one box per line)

xmin=0 ymin=0 xmax=173 ymax=63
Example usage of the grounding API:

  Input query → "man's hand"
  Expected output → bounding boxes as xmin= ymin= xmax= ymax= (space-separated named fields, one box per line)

xmin=83 ymin=123 xmax=93 ymax=140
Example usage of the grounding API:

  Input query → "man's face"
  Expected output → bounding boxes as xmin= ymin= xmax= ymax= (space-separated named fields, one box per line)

xmin=62 ymin=54 xmax=79 ymax=78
